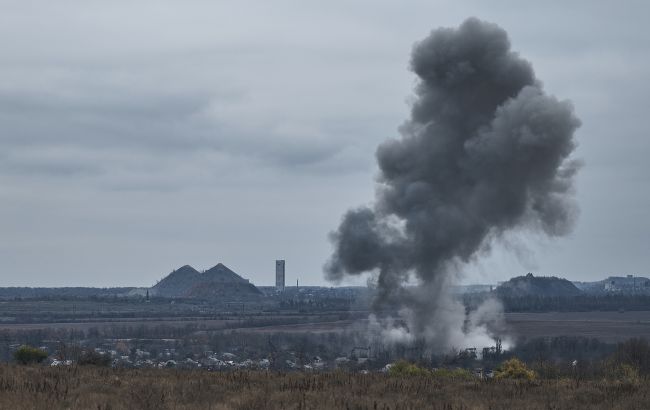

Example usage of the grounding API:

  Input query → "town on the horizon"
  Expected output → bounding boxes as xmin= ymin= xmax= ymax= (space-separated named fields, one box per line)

xmin=2 ymin=258 xmax=649 ymax=299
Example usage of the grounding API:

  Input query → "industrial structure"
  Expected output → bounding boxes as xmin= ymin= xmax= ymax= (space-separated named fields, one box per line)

xmin=275 ymin=260 xmax=285 ymax=292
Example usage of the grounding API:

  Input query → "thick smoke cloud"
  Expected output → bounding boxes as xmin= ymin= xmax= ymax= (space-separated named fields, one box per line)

xmin=326 ymin=18 xmax=581 ymax=350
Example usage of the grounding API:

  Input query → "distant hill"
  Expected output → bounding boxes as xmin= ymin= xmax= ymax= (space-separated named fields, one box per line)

xmin=151 ymin=263 xmax=261 ymax=299
xmin=497 ymin=273 xmax=582 ymax=297
xmin=150 ymin=265 xmax=201 ymax=297
xmin=574 ymin=276 xmax=650 ymax=295
xmin=200 ymin=263 xmax=253 ymax=285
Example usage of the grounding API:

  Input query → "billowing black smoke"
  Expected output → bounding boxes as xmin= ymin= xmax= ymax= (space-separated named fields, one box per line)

xmin=326 ymin=18 xmax=581 ymax=349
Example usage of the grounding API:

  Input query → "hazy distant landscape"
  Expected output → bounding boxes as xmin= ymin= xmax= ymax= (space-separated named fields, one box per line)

xmin=3 ymin=261 xmax=650 ymax=408
xmin=2 ymin=267 xmax=650 ymax=361
xmin=2 ymin=283 xmax=650 ymax=409
xmin=2 ymin=0 xmax=649 ymax=408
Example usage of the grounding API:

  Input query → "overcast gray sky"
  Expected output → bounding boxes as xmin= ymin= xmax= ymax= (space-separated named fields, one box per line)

xmin=1 ymin=0 xmax=648 ymax=287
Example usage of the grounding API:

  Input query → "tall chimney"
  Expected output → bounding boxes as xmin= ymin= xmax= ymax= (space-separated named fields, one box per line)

xmin=275 ymin=260 xmax=285 ymax=292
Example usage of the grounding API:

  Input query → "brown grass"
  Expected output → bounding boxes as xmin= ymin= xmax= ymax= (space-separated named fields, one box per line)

xmin=0 ymin=365 xmax=648 ymax=409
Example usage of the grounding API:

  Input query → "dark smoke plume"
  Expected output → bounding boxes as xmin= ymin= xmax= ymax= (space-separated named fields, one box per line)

xmin=326 ymin=18 xmax=581 ymax=349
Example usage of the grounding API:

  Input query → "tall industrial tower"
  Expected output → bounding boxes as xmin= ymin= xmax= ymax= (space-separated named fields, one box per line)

xmin=275 ymin=260 xmax=285 ymax=292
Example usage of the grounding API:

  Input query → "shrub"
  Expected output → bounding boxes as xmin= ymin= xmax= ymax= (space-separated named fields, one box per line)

xmin=388 ymin=360 xmax=431 ymax=377
xmin=606 ymin=363 xmax=640 ymax=385
xmin=495 ymin=358 xmax=536 ymax=381
xmin=431 ymin=367 xmax=474 ymax=381
xmin=614 ymin=338 xmax=650 ymax=376
xmin=13 ymin=345 xmax=47 ymax=365
xmin=78 ymin=349 xmax=111 ymax=367
xmin=530 ymin=361 xmax=562 ymax=379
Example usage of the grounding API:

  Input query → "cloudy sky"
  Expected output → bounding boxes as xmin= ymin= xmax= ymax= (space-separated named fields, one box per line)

xmin=1 ymin=0 xmax=648 ymax=287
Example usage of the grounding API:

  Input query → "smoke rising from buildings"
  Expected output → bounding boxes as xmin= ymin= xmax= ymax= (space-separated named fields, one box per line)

xmin=325 ymin=18 xmax=581 ymax=350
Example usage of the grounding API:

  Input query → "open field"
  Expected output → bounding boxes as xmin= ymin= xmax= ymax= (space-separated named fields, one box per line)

xmin=0 ymin=314 xmax=350 ymax=333
xmin=3 ymin=311 xmax=650 ymax=343
xmin=222 ymin=312 xmax=650 ymax=343
xmin=196 ymin=311 xmax=650 ymax=343
xmin=506 ymin=311 xmax=650 ymax=343
xmin=0 ymin=365 xmax=647 ymax=410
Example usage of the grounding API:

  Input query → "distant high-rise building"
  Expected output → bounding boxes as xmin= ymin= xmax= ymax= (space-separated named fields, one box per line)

xmin=275 ymin=260 xmax=285 ymax=291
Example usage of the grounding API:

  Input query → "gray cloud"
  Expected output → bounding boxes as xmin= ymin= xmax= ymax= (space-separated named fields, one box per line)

xmin=0 ymin=72 xmax=364 ymax=188
xmin=0 ymin=1 xmax=648 ymax=288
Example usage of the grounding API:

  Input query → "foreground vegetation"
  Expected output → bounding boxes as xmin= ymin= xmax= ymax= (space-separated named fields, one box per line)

xmin=0 ymin=364 xmax=648 ymax=410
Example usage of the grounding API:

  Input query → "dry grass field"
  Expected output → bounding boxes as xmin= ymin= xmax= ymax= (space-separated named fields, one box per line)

xmin=0 ymin=365 xmax=648 ymax=410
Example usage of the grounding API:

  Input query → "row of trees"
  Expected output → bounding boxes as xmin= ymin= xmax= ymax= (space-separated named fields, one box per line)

xmin=10 ymin=336 xmax=650 ymax=385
